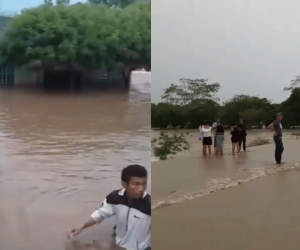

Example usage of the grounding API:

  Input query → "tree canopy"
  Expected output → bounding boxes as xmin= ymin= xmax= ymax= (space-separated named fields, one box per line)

xmin=284 ymin=75 xmax=300 ymax=91
xmin=0 ymin=1 xmax=150 ymax=69
xmin=152 ymin=77 xmax=298 ymax=129
xmin=161 ymin=78 xmax=220 ymax=105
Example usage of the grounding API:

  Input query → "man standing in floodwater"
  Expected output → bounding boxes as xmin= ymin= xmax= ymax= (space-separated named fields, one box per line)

xmin=268 ymin=113 xmax=284 ymax=164
xmin=238 ymin=119 xmax=247 ymax=151
xmin=68 ymin=164 xmax=151 ymax=250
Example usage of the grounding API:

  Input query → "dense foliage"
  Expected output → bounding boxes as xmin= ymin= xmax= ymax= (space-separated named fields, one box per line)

xmin=152 ymin=77 xmax=300 ymax=129
xmin=0 ymin=1 xmax=150 ymax=69
xmin=151 ymin=124 xmax=190 ymax=160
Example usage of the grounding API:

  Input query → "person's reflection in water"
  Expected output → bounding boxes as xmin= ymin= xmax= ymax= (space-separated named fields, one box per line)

xmin=67 ymin=165 xmax=151 ymax=250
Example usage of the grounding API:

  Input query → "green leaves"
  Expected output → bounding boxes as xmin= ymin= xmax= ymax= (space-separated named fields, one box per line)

xmin=161 ymin=78 xmax=220 ymax=106
xmin=217 ymin=95 xmax=273 ymax=126
xmin=284 ymin=75 xmax=300 ymax=91
xmin=151 ymin=129 xmax=190 ymax=161
xmin=281 ymin=88 xmax=300 ymax=126
xmin=0 ymin=1 xmax=150 ymax=69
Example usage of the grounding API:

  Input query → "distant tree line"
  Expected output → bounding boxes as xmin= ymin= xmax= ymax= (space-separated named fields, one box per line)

xmin=44 ymin=0 xmax=138 ymax=8
xmin=152 ymin=77 xmax=300 ymax=129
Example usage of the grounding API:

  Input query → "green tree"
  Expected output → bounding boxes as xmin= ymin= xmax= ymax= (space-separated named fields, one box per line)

xmin=161 ymin=78 xmax=220 ymax=105
xmin=217 ymin=95 xmax=272 ymax=126
xmin=184 ymin=99 xmax=220 ymax=127
xmin=284 ymin=75 xmax=300 ymax=91
xmin=0 ymin=2 xmax=150 ymax=82
xmin=239 ymin=109 xmax=266 ymax=126
xmin=151 ymin=125 xmax=190 ymax=160
xmin=281 ymin=88 xmax=300 ymax=126
xmin=151 ymin=103 xmax=185 ymax=129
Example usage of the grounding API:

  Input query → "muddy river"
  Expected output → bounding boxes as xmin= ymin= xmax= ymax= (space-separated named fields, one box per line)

xmin=0 ymin=72 xmax=151 ymax=250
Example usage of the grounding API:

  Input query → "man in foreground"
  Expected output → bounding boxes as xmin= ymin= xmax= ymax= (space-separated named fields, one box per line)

xmin=268 ymin=113 xmax=284 ymax=164
xmin=68 ymin=164 xmax=151 ymax=250
xmin=238 ymin=119 xmax=247 ymax=151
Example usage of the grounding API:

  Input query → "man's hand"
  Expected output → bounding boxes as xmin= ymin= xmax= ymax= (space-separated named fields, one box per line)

xmin=274 ymin=132 xmax=278 ymax=136
xmin=67 ymin=219 xmax=97 ymax=239
xmin=68 ymin=228 xmax=82 ymax=238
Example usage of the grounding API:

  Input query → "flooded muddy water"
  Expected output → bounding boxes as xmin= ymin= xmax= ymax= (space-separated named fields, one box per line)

xmin=0 ymin=72 xmax=151 ymax=250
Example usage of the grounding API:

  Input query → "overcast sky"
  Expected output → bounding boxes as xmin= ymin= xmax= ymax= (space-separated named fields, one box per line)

xmin=0 ymin=0 xmax=85 ymax=14
xmin=151 ymin=0 xmax=300 ymax=104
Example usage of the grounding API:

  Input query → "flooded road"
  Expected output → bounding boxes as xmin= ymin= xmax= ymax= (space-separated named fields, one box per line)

xmin=0 ymin=72 xmax=151 ymax=250
xmin=151 ymin=129 xmax=300 ymax=207
xmin=152 ymin=129 xmax=300 ymax=249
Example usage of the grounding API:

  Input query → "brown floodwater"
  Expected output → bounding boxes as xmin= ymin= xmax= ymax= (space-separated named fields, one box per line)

xmin=152 ymin=170 xmax=300 ymax=250
xmin=152 ymin=129 xmax=300 ymax=249
xmin=0 ymin=74 xmax=151 ymax=250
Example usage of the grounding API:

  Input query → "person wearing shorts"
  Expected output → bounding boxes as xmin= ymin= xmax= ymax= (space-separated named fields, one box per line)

xmin=201 ymin=121 xmax=212 ymax=157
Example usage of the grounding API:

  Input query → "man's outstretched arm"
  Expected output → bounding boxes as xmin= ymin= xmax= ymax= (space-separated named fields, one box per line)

xmin=68 ymin=198 xmax=113 ymax=238
xmin=68 ymin=219 xmax=97 ymax=237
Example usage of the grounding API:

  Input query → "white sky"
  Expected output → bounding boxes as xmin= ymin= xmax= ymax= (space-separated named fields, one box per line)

xmin=151 ymin=0 xmax=298 ymax=104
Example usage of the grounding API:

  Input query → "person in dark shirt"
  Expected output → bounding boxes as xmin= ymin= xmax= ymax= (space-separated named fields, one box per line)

xmin=238 ymin=119 xmax=247 ymax=151
xmin=231 ymin=124 xmax=241 ymax=155
xmin=268 ymin=113 xmax=284 ymax=164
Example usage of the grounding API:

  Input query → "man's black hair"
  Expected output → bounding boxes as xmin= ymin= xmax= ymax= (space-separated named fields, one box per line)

xmin=121 ymin=164 xmax=147 ymax=183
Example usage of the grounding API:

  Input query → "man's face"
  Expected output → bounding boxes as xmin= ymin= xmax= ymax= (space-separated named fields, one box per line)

xmin=123 ymin=177 xmax=147 ymax=199
xmin=278 ymin=115 xmax=283 ymax=121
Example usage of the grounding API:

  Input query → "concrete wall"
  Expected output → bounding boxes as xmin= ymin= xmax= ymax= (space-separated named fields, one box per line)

xmin=130 ymin=71 xmax=151 ymax=94
xmin=14 ymin=66 xmax=125 ymax=87
xmin=14 ymin=66 xmax=39 ymax=86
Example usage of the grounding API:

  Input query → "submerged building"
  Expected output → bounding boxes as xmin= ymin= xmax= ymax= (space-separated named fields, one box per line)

xmin=0 ymin=15 xmax=127 ymax=88
xmin=0 ymin=16 xmax=14 ymax=85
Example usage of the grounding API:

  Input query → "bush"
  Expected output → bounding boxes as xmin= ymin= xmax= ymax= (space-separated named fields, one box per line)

xmin=151 ymin=124 xmax=190 ymax=160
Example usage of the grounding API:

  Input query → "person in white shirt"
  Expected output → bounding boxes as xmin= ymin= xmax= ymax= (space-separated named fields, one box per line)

xmin=201 ymin=121 xmax=213 ymax=157
xmin=67 ymin=164 xmax=151 ymax=250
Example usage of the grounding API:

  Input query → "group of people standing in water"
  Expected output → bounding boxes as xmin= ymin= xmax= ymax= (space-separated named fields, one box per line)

xmin=199 ymin=119 xmax=247 ymax=157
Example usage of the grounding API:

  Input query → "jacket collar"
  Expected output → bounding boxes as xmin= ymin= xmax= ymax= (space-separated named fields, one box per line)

xmin=118 ymin=188 xmax=148 ymax=199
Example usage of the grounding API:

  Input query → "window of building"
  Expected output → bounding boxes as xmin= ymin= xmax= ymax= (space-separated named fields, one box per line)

xmin=99 ymin=70 xmax=108 ymax=79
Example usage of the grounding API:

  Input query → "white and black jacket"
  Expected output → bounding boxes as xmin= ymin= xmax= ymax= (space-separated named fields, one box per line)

xmin=91 ymin=189 xmax=151 ymax=250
